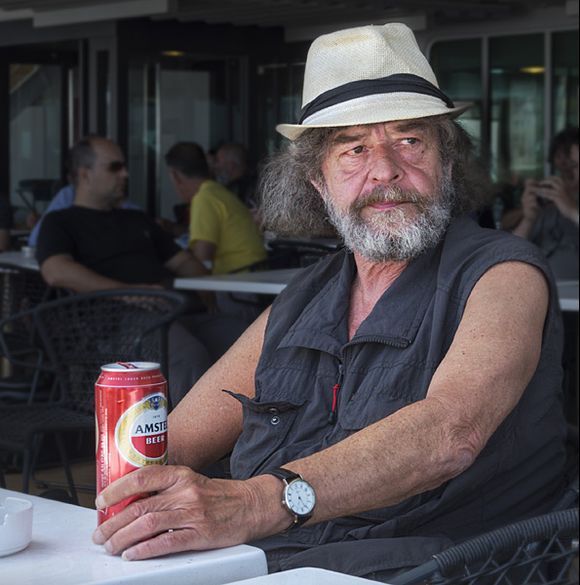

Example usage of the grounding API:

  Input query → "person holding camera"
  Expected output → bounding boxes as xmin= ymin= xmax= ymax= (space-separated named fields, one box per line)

xmin=512 ymin=126 xmax=578 ymax=279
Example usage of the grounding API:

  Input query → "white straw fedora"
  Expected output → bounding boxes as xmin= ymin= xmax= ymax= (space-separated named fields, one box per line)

xmin=276 ymin=23 xmax=470 ymax=141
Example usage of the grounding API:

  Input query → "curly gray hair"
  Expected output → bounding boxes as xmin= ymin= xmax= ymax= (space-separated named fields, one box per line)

xmin=258 ymin=116 xmax=490 ymax=237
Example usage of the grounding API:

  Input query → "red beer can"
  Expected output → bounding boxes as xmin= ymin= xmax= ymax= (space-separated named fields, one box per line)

xmin=95 ymin=361 xmax=168 ymax=525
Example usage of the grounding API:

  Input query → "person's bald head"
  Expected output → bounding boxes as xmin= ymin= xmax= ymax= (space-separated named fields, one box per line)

xmin=69 ymin=136 xmax=128 ymax=208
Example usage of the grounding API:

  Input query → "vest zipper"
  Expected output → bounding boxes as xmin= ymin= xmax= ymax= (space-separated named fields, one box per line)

xmin=328 ymin=361 xmax=343 ymax=424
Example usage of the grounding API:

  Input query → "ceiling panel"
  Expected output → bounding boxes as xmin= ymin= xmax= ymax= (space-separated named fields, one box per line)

xmin=0 ymin=0 xmax=568 ymax=30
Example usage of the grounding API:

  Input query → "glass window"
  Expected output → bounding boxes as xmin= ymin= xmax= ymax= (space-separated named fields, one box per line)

xmin=552 ymin=30 xmax=579 ymax=131
xmin=430 ymin=39 xmax=483 ymax=151
xmin=127 ymin=55 xmax=242 ymax=219
xmin=256 ymin=62 xmax=305 ymax=157
xmin=9 ymin=64 xmax=62 ymax=220
xmin=489 ymin=34 xmax=545 ymax=184
xmin=127 ymin=62 xmax=150 ymax=212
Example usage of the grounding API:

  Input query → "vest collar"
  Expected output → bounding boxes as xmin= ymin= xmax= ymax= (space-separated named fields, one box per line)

xmin=278 ymin=242 xmax=442 ymax=355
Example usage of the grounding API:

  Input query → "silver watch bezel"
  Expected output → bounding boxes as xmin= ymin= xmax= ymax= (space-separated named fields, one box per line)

xmin=282 ymin=477 xmax=316 ymax=523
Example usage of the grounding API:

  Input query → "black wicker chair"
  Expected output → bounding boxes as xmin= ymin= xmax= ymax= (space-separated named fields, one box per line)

xmin=389 ymin=508 xmax=579 ymax=585
xmin=0 ymin=289 xmax=187 ymax=502
xmin=16 ymin=178 xmax=61 ymax=214
xmin=0 ymin=263 xmax=52 ymax=403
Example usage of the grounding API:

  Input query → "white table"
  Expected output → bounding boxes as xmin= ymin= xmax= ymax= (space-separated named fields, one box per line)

xmin=556 ymin=280 xmax=579 ymax=312
xmin=175 ymin=269 xmax=579 ymax=313
xmin=0 ymin=488 xmax=267 ymax=585
xmin=0 ymin=250 xmax=39 ymax=271
xmin=233 ymin=567 xmax=380 ymax=584
xmin=174 ymin=268 xmax=300 ymax=296
xmin=1 ymin=249 xmax=576 ymax=312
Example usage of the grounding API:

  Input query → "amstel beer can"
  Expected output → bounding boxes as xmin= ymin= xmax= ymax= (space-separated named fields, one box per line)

xmin=95 ymin=361 xmax=168 ymax=525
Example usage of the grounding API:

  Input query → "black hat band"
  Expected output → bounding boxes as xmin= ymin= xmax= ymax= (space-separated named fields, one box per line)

xmin=298 ymin=73 xmax=455 ymax=124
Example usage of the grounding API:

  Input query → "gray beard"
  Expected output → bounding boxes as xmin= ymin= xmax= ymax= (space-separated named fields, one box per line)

xmin=322 ymin=179 xmax=455 ymax=262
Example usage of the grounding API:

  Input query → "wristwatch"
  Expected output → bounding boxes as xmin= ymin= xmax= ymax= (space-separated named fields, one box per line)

xmin=266 ymin=467 xmax=316 ymax=528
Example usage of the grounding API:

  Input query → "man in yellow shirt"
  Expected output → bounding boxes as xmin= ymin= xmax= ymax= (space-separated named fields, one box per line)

xmin=165 ymin=142 xmax=266 ymax=275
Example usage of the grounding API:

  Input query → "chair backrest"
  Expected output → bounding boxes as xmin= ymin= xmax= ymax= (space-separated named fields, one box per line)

xmin=0 ymin=264 xmax=50 ymax=400
xmin=0 ymin=263 xmax=49 ymax=320
xmin=390 ymin=508 xmax=579 ymax=585
xmin=266 ymin=237 xmax=343 ymax=268
xmin=17 ymin=179 xmax=61 ymax=212
xmin=2 ymin=289 xmax=187 ymax=413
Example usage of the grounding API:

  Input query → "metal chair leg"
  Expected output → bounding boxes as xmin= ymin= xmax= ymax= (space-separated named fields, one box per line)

xmin=55 ymin=433 xmax=78 ymax=505
xmin=22 ymin=448 xmax=32 ymax=493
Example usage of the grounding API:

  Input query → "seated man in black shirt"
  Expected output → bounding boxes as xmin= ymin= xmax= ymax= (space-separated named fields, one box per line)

xmin=36 ymin=135 xmax=248 ymax=405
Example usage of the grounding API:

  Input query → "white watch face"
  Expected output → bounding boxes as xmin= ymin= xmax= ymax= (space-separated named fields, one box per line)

xmin=285 ymin=479 xmax=316 ymax=516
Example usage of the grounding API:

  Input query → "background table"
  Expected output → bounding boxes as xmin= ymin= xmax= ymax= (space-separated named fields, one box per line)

xmin=556 ymin=280 xmax=579 ymax=312
xmin=0 ymin=250 xmax=39 ymax=271
xmin=0 ymin=488 xmax=267 ymax=585
xmin=174 ymin=268 xmax=300 ymax=295
xmin=175 ymin=269 xmax=579 ymax=313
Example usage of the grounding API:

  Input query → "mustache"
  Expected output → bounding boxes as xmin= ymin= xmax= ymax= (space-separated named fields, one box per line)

xmin=351 ymin=186 xmax=424 ymax=212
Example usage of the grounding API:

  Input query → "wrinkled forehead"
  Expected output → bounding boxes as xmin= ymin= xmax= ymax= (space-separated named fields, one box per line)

xmin=329 ymin=119 xmax=437 ymax=144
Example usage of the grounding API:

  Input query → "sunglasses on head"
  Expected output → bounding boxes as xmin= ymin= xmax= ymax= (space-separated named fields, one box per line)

xmin=107 ymin=160 xmax=127 ymax=173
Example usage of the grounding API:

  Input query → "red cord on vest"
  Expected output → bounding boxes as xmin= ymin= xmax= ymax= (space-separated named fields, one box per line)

xmin=329 ymin=383 xmax=340 ymax=424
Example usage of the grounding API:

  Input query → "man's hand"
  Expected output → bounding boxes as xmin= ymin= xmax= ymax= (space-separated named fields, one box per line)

xmin=92 ymin=465 xmax=285 ymax=560
xmin=520 ymin=178 xmax=542 ymax=222
xmin=533 ymin=176 xmax=579 ymax=223
xmin=511 ymin=179 xmax=542 ymax=238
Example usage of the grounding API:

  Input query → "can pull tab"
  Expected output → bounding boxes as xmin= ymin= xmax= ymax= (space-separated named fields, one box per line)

xmin=116 ymin=362 xmax=138 ymax=369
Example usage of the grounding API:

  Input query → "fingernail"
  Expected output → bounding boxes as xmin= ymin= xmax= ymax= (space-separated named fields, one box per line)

xmin=93 ymin=528 xmax=105 ymax=544
xmin=104 ymin=540 xmax=114 ymax=553
xmin=122 ymin=548 xmax=136 ymax=561
xmin=95 ymin=495 xmax=105 ymax=509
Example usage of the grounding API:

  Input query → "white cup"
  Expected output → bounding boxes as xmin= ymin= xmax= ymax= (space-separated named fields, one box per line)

xmin=21 ymin=246 xmax=35 ymax=258
xmin=0 ymin=497 xmax=33 ymax=557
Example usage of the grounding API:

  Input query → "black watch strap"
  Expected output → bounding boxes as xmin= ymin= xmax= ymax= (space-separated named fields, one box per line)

xmin=266 ymin=467 xmax=301 ymax=484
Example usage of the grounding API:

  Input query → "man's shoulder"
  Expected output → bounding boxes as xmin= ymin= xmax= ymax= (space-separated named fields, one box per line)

xmin=42 ymin=204 xmax=82 ymax=224
xmin=442 ymin=216 xmax=553 ymax=287
xmin=111 ymin=207 xmax=149 ymax=219
xmin=198 ymin=180 xmax=237 ymax=203
xmin=446 ymin=215 xmax=543 ymax=258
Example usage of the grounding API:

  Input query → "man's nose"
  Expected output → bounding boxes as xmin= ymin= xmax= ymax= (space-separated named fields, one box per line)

xmin=369 ymin=145 xmax=403 ymax=185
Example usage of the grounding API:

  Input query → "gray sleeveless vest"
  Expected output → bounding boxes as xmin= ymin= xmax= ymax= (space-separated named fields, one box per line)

xmin=229 ymin=216 xmax=567 ymax=553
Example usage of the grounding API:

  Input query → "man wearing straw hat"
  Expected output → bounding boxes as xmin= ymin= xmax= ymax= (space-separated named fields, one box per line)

xmin=93 ymin=23 xmax=567 ymax=580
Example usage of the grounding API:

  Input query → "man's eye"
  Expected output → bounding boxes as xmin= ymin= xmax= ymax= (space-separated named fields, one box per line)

xmin=348 ymin=145 xmax=365 ymax=155
xmin=402 ymin=137 xmax=420 ymax=146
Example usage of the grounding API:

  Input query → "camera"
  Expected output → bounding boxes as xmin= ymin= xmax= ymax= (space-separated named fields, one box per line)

xmin=534 ymin=180 xmax=553 ymax=207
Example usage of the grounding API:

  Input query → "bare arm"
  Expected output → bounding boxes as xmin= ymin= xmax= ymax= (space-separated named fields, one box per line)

xmin=166 ymin=248 xmax=215 ymax=309
xmin=191 ymin=240 xmax=217 ymax=270
xmin=40 ymin=254 xmax=138 ymax=292
xmin=289 ymin=261 xmax=548 ymax=520
xmin=534 ymin=176 xmax=579 ymax=225
xmin=165 ymin=248 xmax=208 ymax=277
xmin=512 ymin=179 xmax=541 ymax=238
xmin=168 ymin=307 xmax=270 ymax=469
xmin=94 ymin=261 xmax=548 ymax=559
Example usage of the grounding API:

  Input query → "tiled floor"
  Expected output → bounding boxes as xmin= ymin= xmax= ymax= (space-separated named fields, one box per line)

xmin=3 ymin=459 xmax=96 ymax=508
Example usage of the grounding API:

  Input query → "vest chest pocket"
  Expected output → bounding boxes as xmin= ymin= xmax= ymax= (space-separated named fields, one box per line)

xmin=225 ymin=390 xmax=306 ymax=479
xmin=337 ymin=361 xmax=430 ymax=431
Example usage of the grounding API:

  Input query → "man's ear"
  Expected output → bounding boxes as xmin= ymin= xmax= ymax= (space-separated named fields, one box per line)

xmin=77 ymin=165 xmax=90 ymax=185
xmin=168 ymin=168 xmax=182 ymax=185
xmin=310 ymin=179 xmax=323 ymax=194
